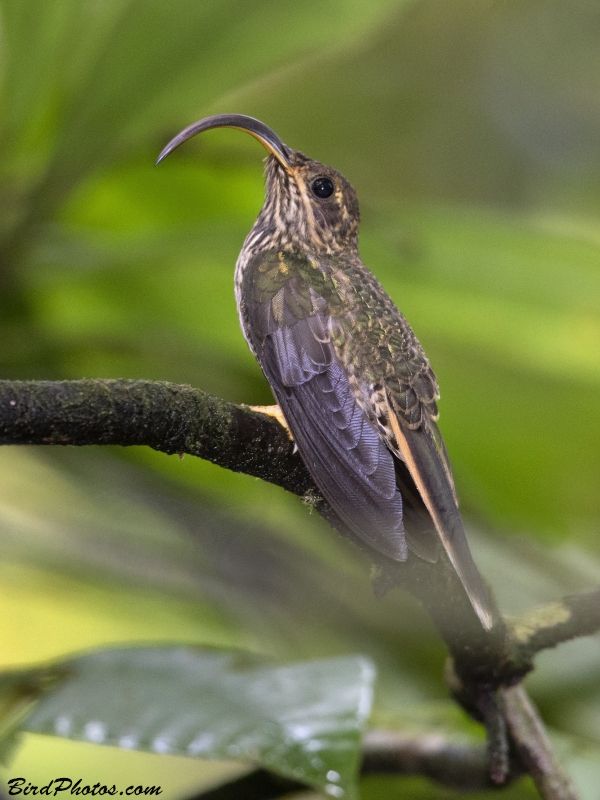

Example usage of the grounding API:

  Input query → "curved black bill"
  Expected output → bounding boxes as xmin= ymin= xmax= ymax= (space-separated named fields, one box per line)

xmin=156 ymin=113 xmax=291 ymax=168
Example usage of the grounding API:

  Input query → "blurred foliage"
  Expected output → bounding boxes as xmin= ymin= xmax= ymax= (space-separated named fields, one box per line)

xmin=0 ymin=0 xmax=600 ymax=797
xmin=14 ymin=648 xmax=374 ymax=799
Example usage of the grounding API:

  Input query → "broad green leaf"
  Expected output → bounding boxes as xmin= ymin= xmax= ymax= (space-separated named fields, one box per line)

xmin=21 ymin=648 xmax=375 ymax=799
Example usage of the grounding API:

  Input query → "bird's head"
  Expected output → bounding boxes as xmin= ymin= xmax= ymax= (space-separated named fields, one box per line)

xmin=157 ymin=114 xmax=360 ymax=256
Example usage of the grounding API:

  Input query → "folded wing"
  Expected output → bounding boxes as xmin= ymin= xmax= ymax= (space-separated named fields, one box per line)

xmin=247 ymin=259 xmax=496 ymax=630
xmin=260 ymin=301 xmax=408 ymax=560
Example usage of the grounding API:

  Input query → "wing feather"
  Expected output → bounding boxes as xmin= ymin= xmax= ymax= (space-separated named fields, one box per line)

xmin=385 ymin=390 xmax=497 ymax=630
xmin=244 ymin=253 xmax=496 ymax=629
xmin=261 ymin=316 xmax=408 ymax=560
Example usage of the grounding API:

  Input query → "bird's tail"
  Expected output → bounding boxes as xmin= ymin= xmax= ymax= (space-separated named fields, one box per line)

xmin=389 ymin=413 xmax=499 ymax=631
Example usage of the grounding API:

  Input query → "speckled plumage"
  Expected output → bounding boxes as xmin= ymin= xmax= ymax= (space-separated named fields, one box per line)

xmin=236 ymin=149 xmax=494 ymax=629
xmin=157 ymin=114 xmax=496 ymax=630
xmin=236 ymin=155 xmax=440 ymax=427
xmin=241 ymin=249 xmax=439 ymax=431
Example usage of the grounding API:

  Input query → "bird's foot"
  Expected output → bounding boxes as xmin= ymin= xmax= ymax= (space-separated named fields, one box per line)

xmin=248 ymin=404 xmax=294 ymax=441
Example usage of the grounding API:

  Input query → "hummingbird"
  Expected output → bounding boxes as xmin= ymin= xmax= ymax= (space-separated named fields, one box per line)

xmin=157 ymin=114 xmax=496 ymax=631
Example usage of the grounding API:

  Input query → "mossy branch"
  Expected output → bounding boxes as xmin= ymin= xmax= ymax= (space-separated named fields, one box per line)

xmin=0 ymin=378 xmax=311 ymax=494
xmin=509 ymin=590 xmax=600 ymax=658
xmin=0 ymin=377 xmax=596 ymax=800
xmin=0 ymin=379 xmax=506 ymax=676
xmin=2 ymin=379 xmax=597 ymax=655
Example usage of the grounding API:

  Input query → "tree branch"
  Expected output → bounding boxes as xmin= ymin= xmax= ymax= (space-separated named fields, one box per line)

xmin=361 ymin=728 xmax=523 ymax=790
xmin=0 ymin=379 xmax=312 ymax=495
xmin=503 ymin=685 xmax=578 ymax=800
xmin=0 ymin=380 xmax=508 ymax=671
xmin=0 ymin=379 xmax=596 ymax=665
xmin=0 ymin=377 xmax=596 ymax=800
xmin=509 ymin=591 xmax=600 ymax=658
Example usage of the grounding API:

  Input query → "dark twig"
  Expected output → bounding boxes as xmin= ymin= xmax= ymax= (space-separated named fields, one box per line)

xmin=0 ymin=377 xmax=596 ymax=800
xmin=503 ymin=686 xmax=579 ymax=800
xmin=478 ymin=690 xmax=510 ymax=785
xmin=0 ymin=379 xmax=507 ymax=670
xmin=0 ymin=380 xmax=595 ymax=666
xmin=361 ymin=729 xmax=523 ymax=790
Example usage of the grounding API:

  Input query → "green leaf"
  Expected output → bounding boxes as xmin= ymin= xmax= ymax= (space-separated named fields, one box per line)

xmin=21 ymin=647 xmax=375 ymax=799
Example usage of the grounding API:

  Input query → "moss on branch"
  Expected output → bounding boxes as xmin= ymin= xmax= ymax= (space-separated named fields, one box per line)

xmin=0 ymin=376 xmax=597 ymax=800
xmin=0 ymin=379 xmax=509 ymax=679
xmin=509 ymin=589 xmax=600 ymax=658
xmin=0 ymin=379 xmax=313 ymax=495
xmin=1 ymin=378 xmax=597 ymax=663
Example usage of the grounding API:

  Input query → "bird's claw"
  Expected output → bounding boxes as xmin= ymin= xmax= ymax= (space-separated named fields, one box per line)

xmin=248 ymin=404 xmax=294 ymax=442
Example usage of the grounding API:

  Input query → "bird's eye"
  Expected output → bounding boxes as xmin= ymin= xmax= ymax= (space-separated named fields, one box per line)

xmin=311 ymin=177 xmax=334 ymax=198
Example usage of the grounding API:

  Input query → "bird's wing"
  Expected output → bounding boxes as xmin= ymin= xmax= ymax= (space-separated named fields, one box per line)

xmin=245 ymin=250 xmax=495 ymax=629
xmin=248 ymin=266 xmax=408 ymax=560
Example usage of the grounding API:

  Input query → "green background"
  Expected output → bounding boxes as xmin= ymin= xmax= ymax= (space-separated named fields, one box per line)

xmin=0 ymin=0 xmax=599 ymax=797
